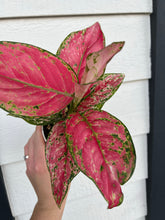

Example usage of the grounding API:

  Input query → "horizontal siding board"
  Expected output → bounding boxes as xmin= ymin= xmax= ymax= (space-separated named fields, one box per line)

xmin=63 ymin=179 xmax=147 ymax=220
xmin=0 ymin=15 xmax=151 ymax=81
xmin=0 ymin=0 xmax=152 ymax=18
xmin=0 ymin=114 xmax=35 ymax=165
xmin=0 ymin=80 xmax=149 ymax=165
xmin=15 ymin=214 xmax=31 ymax=220
xmin=129 ymin=134 xmax=148 ymax=182
xmin=103 ymin=80 xmax=150 ymax=136
xmin=1 ymin=159 xmax=147 ymax=218
xmin=1 ymin=162 xmax=37 ymax=216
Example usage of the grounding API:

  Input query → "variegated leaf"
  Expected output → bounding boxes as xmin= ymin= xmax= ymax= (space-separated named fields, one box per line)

xmin=56 ymin=22 xmax=105 ymax=83
xmin=66 ymin=110 xmax=136 ymax=209
xmin=74 ymin=42 xmax=125 ymax=104
xmin=45 ymin=121 xmax=79 ymax=207
xmin=77 ymin=73 xmax=125 ymax=113
xmin=0 ymin=41 xmax=77 ymax=125
xmin=81 ymin=42 xmax=125 ymax=85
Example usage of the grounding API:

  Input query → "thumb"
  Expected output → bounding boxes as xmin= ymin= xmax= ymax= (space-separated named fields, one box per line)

xmin=35 ymin=126 xmax=42 ymax=133
xmin=35 ymin=126 xmax=46 ymax=142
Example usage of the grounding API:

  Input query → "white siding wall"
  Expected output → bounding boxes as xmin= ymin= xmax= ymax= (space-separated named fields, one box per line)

xmin=0 ymin=1 xmax=152 ymax=219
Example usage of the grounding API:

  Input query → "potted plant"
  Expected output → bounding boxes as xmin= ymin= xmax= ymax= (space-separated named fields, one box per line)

xmin=0 ymin=22 xmax=136 ymax=209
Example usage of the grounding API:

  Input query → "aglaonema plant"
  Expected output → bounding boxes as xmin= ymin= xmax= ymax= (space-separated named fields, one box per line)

xmin=0 ymin=22 xmax=136 ymax=209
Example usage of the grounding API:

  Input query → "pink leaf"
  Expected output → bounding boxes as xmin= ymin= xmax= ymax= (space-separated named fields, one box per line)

xmin=0 ymin=41 xmax=77 ymax=125
xmin=56 ymin=22 xmax=105 ymax=83
xmin=45 ymin=121 xmax=79 ymax=207
xmin=77 ymin=73 xmax=125 ymax=112
xmin=81 ymin=42 xmax=125 ymax=85
xmin=66 ymin=110 xmax=136 ymax=208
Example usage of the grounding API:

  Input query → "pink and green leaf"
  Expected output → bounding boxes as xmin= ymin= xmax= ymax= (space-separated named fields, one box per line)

xmin=0 ymin=41 xmax=77 ymax=125
xmin=73 ymin=42 xmax=125 ymax=104
xmin=65 ymin=110 xmax=136 ymax=208
xmin=77 ymin=73 xmax=125 ymax=113
xmin=81 ymin=42 xmax=125 ymax=85
xmin=45 ymin=121 xmax=79 ymax=207
xmin=56 ymin=22 xmax=105 ymax=83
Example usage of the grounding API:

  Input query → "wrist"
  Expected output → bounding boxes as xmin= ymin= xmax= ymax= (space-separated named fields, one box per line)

xmin=37 ymin=198 xmax=59 ymax=211
xmin=31 ymin=202 xmax=62 ymax=220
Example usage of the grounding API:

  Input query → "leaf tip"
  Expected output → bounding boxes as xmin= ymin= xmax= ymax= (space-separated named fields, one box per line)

xmin=107 ymin=192 xmax=124 ymax=209
xmin=112 ymin=41 xmax=125 ymax=50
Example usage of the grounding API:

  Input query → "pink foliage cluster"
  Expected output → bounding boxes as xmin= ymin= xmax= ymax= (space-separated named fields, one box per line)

xmin=0 ymin=22 xmax=136 ymax=209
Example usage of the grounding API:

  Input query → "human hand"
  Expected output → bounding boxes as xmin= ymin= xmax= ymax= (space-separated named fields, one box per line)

xmin=24 ymin=126 xmax=69 ymax=220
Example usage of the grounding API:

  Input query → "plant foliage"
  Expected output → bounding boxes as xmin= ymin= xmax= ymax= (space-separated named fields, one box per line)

xmin=0 ymin=22 xmax=136 ymax=208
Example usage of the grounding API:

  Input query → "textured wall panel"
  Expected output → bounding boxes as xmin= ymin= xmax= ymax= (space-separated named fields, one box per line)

xmin=0 ymin=0 xmax=152 ymax=18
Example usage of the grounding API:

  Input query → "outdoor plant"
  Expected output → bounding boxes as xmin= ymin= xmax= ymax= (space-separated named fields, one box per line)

xmin=0 ymin=22 xmax=136 ymax=209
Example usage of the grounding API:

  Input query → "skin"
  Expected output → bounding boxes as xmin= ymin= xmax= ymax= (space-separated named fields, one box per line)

xmin=24 ymin=126 xmax=68 ymax=220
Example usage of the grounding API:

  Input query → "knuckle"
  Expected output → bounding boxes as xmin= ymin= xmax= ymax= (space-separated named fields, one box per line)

xmin=34 ymin=164 xmax=46 ymax=174
xmin=27 ymin=163 xmax=46 ymax=175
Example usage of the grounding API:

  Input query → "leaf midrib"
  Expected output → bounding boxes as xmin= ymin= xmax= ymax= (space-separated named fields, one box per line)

xmin=0 ymin=74 xmax=73 ymax=97
xmin=81 ymin=112 xmax=108 ymax=163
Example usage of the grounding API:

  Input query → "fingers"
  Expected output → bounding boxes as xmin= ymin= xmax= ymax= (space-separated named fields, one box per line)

xmin=24 ymin=129 xmax=36 ymax=169
xmin=24 ymin=126 xmax=46 ymax=175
